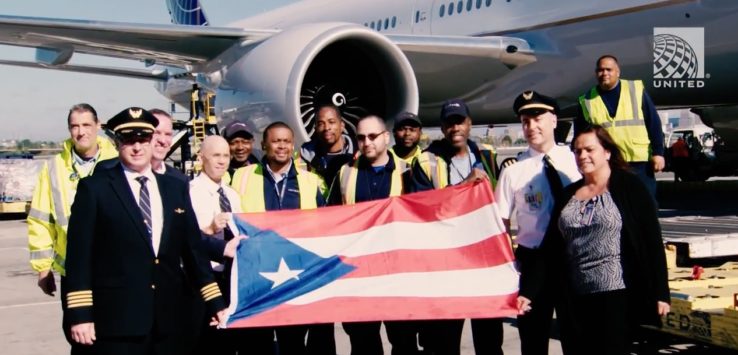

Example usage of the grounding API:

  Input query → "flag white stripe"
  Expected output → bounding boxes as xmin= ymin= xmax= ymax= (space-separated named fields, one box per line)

xmin=285 ymin=263 xmax=519 ymax=306
xmin=289 ymin=204 xmax=506 ymax=258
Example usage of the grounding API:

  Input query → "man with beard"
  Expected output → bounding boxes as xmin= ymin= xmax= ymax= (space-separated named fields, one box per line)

xmin=298 ymin=104 xmax=356 ymax=188
xmin=389 ymin=112 xmax=423 ymax=165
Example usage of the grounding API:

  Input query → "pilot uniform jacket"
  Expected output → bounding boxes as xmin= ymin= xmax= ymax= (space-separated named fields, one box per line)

xmin=63 ymin=162 xmax=225 ymax=337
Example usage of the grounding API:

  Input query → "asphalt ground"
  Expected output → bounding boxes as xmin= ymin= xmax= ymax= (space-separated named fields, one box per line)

xmin=2 ymin=178 xmax=738 ymax=354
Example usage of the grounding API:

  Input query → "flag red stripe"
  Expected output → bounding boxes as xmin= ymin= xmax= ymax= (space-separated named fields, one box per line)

xmin=227 ymin=294 xmax=518 ymax=328
xmin=339 ymin=233 xmax=514 ymax=279
xmin=236 ymin=182 xmax=496 ymax=237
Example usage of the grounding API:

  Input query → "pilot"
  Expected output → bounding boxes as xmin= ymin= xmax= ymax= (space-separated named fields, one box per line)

xmin=575 ymin=54 xmax=664 ymax=198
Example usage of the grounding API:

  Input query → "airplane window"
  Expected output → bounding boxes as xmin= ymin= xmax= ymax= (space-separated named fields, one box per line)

xmin=457 ymin=1 xmax=463 ymax=13
xmin=486 ymin=0 xmax=492 ymax=6
xmin=448 ymin=2 xmax=454 ymax=16
xmin=370 ymin=21 xmax=375 ymax=29
xmin=439 ymin=4 xmax=445 ymax=17
xmin=415 ymin=11 xmax=420 ymax=23
xmin=384 ymin=18 xmax=389 ymax=30
xmin=477 ymin=0 xmax=482 ymax=9
xmin=378 ymin=19 xmax=382 ymax=30
xmin=392 ymin=16 xmax=397 ymax=28
xmin=467 ymin=0 xmax=473 ymax=11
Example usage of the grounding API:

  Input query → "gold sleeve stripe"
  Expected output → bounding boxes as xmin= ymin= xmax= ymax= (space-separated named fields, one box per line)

xmin=203 ymin=292 xmax=222 ymax=302
xmin=67 ymin=299 xmax=93 ymax=305
xmin=202 ymin=289 xmax=221 ymax=299
xmin=67 ymin=290 xmax=92 ymax=296
xmin=67 ymin=294 xmax=93 ymax=300
xmin=67 ymin=302 xmax=93 ymax=308
xmin=200 ymin=283 xmax=219 ymax=293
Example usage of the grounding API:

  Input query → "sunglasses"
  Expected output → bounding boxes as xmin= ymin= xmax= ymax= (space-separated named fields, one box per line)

xmin=356 ymin=131 xmax=386 ymax=142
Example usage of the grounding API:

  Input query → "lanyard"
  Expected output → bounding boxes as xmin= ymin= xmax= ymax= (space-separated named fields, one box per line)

xmin=274 ymin=175 xmax=288 ymax=209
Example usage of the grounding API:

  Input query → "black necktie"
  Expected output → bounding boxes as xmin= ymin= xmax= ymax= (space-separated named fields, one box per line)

xmin=135 ymin=176 xmax=152 ymax=239
xmin=218 ymin=187 xmax=234 ymax=241
xmin=543 ymin=154 xmax=564 ymax=202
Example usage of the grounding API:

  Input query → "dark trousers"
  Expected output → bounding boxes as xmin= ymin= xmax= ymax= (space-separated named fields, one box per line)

xmin=515 ymin=246 xmax=579 ymax=355
xmin=571 ymin=289 xmax=630 ymax=355
xmin=87 ymin=332 xmax=185 ymax=355
xmin=385 ymin=320 xmax=423 ymax=355
xmin=343 ymin=321 xmax=383 ymax=355
xmin=471 ymin=318 xmax=503 ymax=355
xmin=422 ymin=319 xmax=464 ymax=355
xmin=275 ymin=323 xmax=336 ymax=355
xmin=629 ymin=162 xmax=656 ymax=200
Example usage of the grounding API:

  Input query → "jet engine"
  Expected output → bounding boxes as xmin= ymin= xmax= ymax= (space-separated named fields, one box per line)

xmin=215 ymin=22 xmax=419 ymax=143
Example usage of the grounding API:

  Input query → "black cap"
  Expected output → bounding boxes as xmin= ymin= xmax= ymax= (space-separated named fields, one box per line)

xmin=513 ymin=91 xmax=560 ymax=115
xmin=440 ymin=99 xmax=471 ymax=121
xmin=393 ymin=112 xmax=422 ymax=130
xmin=107 ymin=107 xmax=158 ymax=139
xmin=223 ymin=121 xmax=254 ymax=141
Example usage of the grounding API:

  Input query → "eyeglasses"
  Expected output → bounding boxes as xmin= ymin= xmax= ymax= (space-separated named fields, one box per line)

xmin=356 ymin=131 xmax=386 ymax=142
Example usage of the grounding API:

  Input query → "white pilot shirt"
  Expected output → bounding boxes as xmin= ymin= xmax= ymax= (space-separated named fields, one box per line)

xmin=190 ymin=173 xmax=243 ymax=228
xmin=122 ymin=164 xmax=164 ymax=255
xmin=495 ymin=144 xmax=581 ymax=249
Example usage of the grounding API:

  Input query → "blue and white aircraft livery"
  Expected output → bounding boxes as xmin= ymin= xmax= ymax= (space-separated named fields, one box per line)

xmin=0 ymin=0 xmax=737 ymax=143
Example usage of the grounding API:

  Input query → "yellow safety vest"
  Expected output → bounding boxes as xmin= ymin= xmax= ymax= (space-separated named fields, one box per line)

xmin=416 ymin=144 xmax=497 ymax=189
xmin=27 ymin=137 xmax=118 ymax=274
xmin=579 ymin=79 xmax=650 ymax=162
xmin=337 ymin=154 xmax=407 ymax=205
xmin=389 ymin=145 xmax=422 ymax=166
xmin=231 ymin=162 xmax=326 ymax=212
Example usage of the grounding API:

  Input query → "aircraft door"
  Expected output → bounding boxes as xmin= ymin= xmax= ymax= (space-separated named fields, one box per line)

xmin=411 ymin=0 xmax=434 ymax=34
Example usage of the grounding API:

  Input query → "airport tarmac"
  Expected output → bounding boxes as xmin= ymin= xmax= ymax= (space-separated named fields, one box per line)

xmin=2 ymin=178 xmax=738 ymax=354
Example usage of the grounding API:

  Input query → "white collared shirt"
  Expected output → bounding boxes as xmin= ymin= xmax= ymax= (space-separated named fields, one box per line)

xmin=122 ymin=164 xmax=164 ymax=255
xmin=495 ymin=144 xmax=581 ymax=248
xmin=189 ymin=173 xmax=242 ymax=271
xmin=189 ymin=173 xmax=243 ymax=230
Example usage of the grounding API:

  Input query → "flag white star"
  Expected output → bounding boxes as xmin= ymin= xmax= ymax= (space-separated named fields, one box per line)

xmin=259 ymin=258 xmax=304 ymax=289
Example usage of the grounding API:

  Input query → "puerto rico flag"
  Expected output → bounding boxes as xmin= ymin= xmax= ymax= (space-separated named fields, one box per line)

xmin=224 ymin=181 xmax=518 ymax=328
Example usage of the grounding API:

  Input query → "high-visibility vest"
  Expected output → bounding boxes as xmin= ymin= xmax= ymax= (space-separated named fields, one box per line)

xmin=389 ymin=145 xmax=422 ymax=166
xmin=416 ymin=144 xmax=497 ymax=189
xmin=231 ymin=162 xmax=326 ymax=212
xmin=337 ymin=154 xmax=407 ymax=205
xmin=27 ymin=137 xmax=118 ymax=275
xmin=579 ymin=79 xmax=650 ymax=162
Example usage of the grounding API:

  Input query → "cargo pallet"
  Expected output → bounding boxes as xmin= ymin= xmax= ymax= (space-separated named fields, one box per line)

xmin=0 ymin=201 xmax=29 ymax=214
xmin=652 ymin=262 xmax=738 ymax=351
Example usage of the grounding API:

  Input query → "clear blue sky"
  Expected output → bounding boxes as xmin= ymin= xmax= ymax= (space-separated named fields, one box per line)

xmin=0 ymin=0 xmax=296 ymax=141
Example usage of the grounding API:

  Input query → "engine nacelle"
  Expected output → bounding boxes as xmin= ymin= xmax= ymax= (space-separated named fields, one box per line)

xmin=215 ymin=22 xmax=418 ymax=144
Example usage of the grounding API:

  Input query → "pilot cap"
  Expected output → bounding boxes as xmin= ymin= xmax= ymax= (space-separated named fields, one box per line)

xmin=107 ymin=107 xmax=158 ymax=139
xmin=513 ymin=91 xmax=560 ymax=116
xmin=440 ymin=99 xmax=471 ymax=121
xmin=393 ymin=112 xmax=422 ymax=130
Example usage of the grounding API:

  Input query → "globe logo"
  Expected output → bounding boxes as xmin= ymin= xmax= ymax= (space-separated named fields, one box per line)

xmin=653 ymin=33 xmax=699 ymax=79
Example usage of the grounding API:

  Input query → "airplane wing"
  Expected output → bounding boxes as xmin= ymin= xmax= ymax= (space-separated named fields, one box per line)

xmin=0 ymin=59 xmax=172 ymax=80
xmin=0 ymin=15 xmax=278 ymax=67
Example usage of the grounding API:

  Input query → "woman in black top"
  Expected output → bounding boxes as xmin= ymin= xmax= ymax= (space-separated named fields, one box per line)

xmin=518 ymin=126 xmax=670 ymax=355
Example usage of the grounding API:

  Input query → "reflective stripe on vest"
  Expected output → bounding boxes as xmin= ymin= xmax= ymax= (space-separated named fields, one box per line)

xmin=339 ymin=156 xmax=406 ymax=205
xmin=48 ymin=158 xmax=70 ymax=229
xmin=235 ymin=164 xmax=319 ymax=212
xmin=579 ymin=79 xmax=650 ymax=162
xmin=417 ymin=152 xmax=448 ymax=189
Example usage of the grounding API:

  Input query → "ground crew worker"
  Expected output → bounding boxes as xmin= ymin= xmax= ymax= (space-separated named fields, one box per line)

xmin=298 ymin=103 xmax=356 ymax=187
xmin=191 ymin=83 xmax=205 ymax=119
xmin=389 ymin=111 xmax=423 ymax=165
xmin=411 ymin=98 xmax=499 ymax=355
xmin=331 ymin=115 xmax=414 ymax=355
xmin=28 ymin=103 xmax=118 ymax=295
xmin=497 ymin=91 xmax=581 ymax=355
xmin=575 ymin=54 xmax=664 ymax=197
xmin=231 ymin=122 xmax=332 ymax=355
xmin=223 ymin=121 xmax=259 ymax=178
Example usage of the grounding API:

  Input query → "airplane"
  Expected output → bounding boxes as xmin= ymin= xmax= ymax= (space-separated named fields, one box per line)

xmin=0 ymin=0 xmax=736 ymax=148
